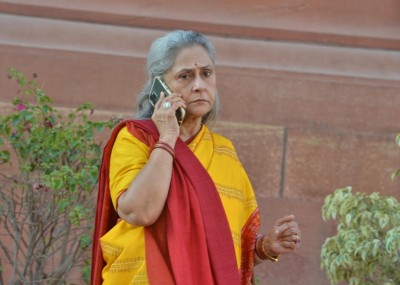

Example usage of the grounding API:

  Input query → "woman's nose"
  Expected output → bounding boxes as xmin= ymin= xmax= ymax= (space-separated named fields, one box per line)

xmin=192 ymin=76 xmax=206 ymax=92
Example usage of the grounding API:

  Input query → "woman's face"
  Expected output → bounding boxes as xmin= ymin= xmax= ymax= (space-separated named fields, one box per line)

xmin=163 ymin=45 xmax=217 ymax=121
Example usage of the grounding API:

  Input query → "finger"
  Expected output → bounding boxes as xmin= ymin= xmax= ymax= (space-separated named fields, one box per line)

xmin=275 ymin=215 xmax=296 ymax=226
xmin=279 ymin=232 xmax=300 ymax=242
xmin=160 ymin=92 xmax=182 ymax=102
xmin=274 ymin=223 xmax=299 ymax=238
xmin=285 ymin=229 xmax=301 ymax=239
xmin=158 ymin=95 xmax=179 ymax=113
xmin=164 ymin=97 xmax=185 ymax=107
xmin=280 ymin=223 xmax=301 ymax=237
xmin=158 ymin=93 xmax=184 ymax=105
xmin=294 ymin=234 xmax=301 ymax=247
xmin=277 ymin=240 xmax=297 ymax=250
xmin=162 ymin=101 xmax=187 ymax=113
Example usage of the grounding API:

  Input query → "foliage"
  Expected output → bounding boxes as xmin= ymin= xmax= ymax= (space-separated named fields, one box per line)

xmin=391 ymin=133 xmax=400 ymax=181
xmin=0 ymin=68 xmax=118 ymax=284
xmin=321 ymin=186 xmax=400 ymax=285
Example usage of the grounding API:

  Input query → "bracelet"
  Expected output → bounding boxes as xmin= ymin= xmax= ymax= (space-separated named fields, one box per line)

xmin=156 ymin=141 xmax=175 ymax=156
xmin=255 ymin=234 xmax=279 ymax=262
xmin=153 ymin=141 xmax=175 ymax=159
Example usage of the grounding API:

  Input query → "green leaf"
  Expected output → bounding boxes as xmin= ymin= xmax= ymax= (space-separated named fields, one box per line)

xmin=0 ymin=150 xmax=10 ymax=164
xmin=346 ymin=213 xmax=352 ymax=225
xmin=79 ymin=235 xmax=92 ymax=250
xmin=321 ymin=187 xmax=400 ymax=285
xmin=395 ymin=133 xmax=400 ymax=147
xmin=391 ymin=169 xmax=400 ymax=182
xmin=76 ymin=103 xmax=93 ymax=112
xmin=1 ymin=68 xmax=118 ymax=284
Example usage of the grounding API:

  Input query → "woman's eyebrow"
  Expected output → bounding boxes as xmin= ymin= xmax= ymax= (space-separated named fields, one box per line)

xmin=175 ymin=64 xmax=214 ymax=73
xmin=175 ymin=67 xmax=194 ymax=74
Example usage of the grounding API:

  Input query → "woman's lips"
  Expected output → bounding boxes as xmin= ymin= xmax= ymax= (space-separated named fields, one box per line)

xmin=191 ymin=99 xmax=209 ymax=104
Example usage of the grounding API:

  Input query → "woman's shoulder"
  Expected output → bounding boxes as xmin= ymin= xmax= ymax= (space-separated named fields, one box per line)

xmin=113 ymin=119 xmax=153 ymax=142
xmin=114 ymin=125 xmax=149 ymax=149
xmin=115 ymin=125 xmax=131 ymax=139
xmin=207 ymin=128 xmax=235 ymax=149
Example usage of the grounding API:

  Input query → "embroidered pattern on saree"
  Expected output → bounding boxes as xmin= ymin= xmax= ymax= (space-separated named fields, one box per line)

xmin=213 ymin=145 xmax=239 ymax=161
xmin=231 ymin=231 xmax=241 ymax=248
xmin=244 ymin=198 xmax=258 ymax=209
xmin=215 ymin=183 xmax=245 ymax=201
xmin=202 ymin=131 xmax=213 ymax=141
xmin=109 ymin=257 xmax=145 ymax=272
xmin=100 ymin=241 xmax=123 ymax=257
xmin=129 ymin=272 xmax=148 ymax=285
xmin=188 ymin=130 xmax=212 ymax=151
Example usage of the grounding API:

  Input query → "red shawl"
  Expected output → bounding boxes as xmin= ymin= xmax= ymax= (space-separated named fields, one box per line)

xmin=91 ymin=120 xmax=241 ymax=284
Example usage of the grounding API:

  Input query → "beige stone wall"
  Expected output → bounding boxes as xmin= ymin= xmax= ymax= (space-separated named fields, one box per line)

xmin=1 ymin=1 xmax=400 ymax=284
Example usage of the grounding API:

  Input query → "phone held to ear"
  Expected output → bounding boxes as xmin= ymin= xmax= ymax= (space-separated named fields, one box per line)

xmin=149 ymin=76 xmax=186 ymax=125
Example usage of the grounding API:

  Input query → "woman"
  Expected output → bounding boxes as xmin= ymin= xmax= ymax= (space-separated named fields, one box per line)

xmin=91 ymin=30 xmax=301 ymax=285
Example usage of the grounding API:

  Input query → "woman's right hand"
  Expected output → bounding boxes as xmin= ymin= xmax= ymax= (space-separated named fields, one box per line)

xmin=118 ymin=92 xmax=186 ymax=226
xmin=151 ymin=92 xmax=186 ymax=144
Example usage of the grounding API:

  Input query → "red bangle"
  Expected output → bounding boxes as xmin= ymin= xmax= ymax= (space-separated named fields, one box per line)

xmin=156 ymin=141 xmax=175 ymax=152
xmin=153 ymin=141 xmax=175 ymax=159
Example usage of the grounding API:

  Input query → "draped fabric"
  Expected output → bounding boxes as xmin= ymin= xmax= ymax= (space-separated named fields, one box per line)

xmin=91 ymin=122 xmax=127 ymax=285
xmin=91 ymin=120 xmax=260 ymax=285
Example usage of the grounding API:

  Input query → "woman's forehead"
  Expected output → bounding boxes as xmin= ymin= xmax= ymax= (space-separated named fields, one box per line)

xmin=172 ymin=46 xmax=213 ymax=70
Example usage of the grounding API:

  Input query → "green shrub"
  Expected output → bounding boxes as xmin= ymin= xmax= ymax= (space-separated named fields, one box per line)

xmin=321 ymin=186 xmax=400 ymax=285
xmin=0 ymin=68 xmax=118 ymax=284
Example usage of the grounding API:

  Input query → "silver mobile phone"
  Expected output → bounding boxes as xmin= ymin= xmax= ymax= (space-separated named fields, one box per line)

xmin=149 ymin=76 xmax=185 ymax=125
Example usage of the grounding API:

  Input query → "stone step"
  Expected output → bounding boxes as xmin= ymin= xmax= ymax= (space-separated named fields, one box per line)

xmin=1 ymin=0 xmax=399 ymax=50
xmin=1 ymin=13 xmax=400 ymax=134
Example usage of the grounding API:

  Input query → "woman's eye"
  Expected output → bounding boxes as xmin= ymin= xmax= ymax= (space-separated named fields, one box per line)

xmin=203 ymin=70 xmax=212 ymax=77
xmin=180 ymin=74 xmax=190 ymax=79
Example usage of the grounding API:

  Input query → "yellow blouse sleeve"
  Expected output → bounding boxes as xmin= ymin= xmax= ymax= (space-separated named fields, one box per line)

xmin=109 ymin=126 xmax=150 ymax=210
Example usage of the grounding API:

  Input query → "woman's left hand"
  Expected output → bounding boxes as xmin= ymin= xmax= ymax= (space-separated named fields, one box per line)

xmin=265 ymin=214 xmax=301 ymax=256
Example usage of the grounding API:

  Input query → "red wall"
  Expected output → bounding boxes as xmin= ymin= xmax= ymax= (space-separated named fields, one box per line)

xmin=1 ymin=1 xmax=400 ymax=284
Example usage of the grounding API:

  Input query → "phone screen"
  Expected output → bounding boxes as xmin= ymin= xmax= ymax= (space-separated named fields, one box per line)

xmin=149 ymin=76 xmax=172 ymax=107
xmin=148 ymin=76 xmax=185 ymax=125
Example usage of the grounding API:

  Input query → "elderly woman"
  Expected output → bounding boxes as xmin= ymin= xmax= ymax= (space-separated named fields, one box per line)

xmin=91 ymin=30 xmax=301 ymax=285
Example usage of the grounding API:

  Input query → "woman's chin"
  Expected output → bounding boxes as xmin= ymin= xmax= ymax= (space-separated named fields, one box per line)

xmin=185 ymin=110 xmax=210 ymax=121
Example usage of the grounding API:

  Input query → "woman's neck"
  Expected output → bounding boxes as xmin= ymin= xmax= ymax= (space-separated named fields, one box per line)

xmin=179 ymin=118 xmax=202 ymax=142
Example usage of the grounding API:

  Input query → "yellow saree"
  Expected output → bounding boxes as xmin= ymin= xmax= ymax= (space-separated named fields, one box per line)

xmin=97 ymin=121 xmax=259 ymax=284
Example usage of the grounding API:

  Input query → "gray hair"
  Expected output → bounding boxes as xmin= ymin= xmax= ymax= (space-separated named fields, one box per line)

xmin=136 ymin=30 xmax=219 ymax=125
